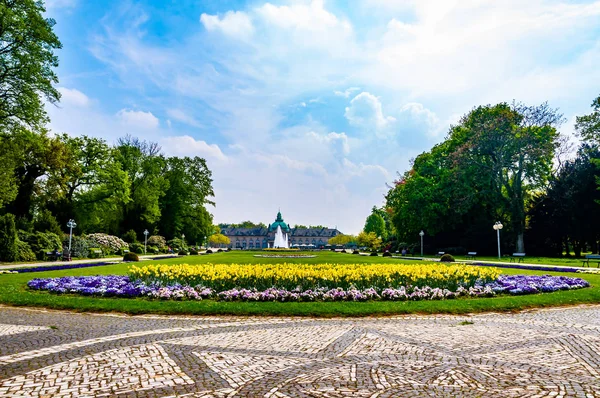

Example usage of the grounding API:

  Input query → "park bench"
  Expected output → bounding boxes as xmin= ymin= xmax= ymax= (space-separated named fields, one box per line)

xmin=89 ymin=248 xmax=103 ymax=258
xmin=581 ymin=254 xmax=600 ymax=267
xmin=510 ymin=253 xmax=526 ymax=263
xmin=466 ymin=252 xmax=477 ymax=260
xmin=44 ymin=251 xmax=61 ymax=261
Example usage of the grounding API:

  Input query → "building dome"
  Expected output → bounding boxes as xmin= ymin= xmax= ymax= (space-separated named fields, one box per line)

xmin=269 ymin=211 xmax=290 ymax=232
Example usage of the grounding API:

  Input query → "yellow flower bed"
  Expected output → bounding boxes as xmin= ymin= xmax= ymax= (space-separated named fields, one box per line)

xmin=129 ymin=263 xmax=500 ymax=291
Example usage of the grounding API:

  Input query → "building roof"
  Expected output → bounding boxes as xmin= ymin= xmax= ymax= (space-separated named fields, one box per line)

xmin=268 ymin=211 xmax=290 ymax=232
xmin=221 ymin=226 xmax=342 ymax=238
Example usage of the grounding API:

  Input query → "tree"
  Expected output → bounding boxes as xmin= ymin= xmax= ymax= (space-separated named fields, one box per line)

xmin=157 ymin=156 xmax=214 ymax=244
xmin=115 ymin=136 xmax=167 ymax=234
xmin=357 ymin=231 xmax=382 ymax=251
xmin=208 ymin=233 xmax=230 ymax=247
xmin=0 ymin=134 xmax=17 ymax=207
xmin=45 ymin=135 xmax=130 ymax=232
xmin=0 ymin=213 xmax=18 ymax=261
xmin=0 ymin=0 xmax=62 ymax=129
xmin=364 ymin=207 xmax=387 ymax=240
xmin=328 ymin=234 xmax=357 ymax=246
xmin=449 ymin=102 xmax=563 ymax=252
xmin=575 ymin=95 xmax=600 ymax=144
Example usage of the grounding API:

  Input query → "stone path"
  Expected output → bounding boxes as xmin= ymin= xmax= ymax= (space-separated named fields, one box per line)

xmin=0 ymin=254 xmax=176 ymax=271
xmin=0 ymin=305 xmax=599 ymax=397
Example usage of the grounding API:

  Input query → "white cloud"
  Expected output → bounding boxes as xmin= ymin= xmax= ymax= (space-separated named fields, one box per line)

xmin=399 ymin=103 xmax=441 ymax=137
xmin=257 ymin=0 xmax=350 ymax=32
xmin=334 ymin=87 xmax=361 ymax=98
xmin=160 ymin=135 xmax=227 ymax=161
xmin=345 ymin=92 xmax=396 ymax=131
xmin=200 ymin=11 xmax=254 ymax=38
xmin=306 ymin=131 xmax=350 ymax=156
xmin=116 ymin=109 xmax=159 ymax=129
xmin=58 ymin=87 xmax=90 ymax=107
xmin=166 ymin=109 xmax=203 ymax=128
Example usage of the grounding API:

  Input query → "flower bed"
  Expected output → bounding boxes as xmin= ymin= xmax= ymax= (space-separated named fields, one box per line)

xmin=128 ymin=263 xmax=501 ymax=291
xmin=26 ymin=274 xmax=590 ymax=301
xmin=253 ymin=254 xmax=317 ymax=258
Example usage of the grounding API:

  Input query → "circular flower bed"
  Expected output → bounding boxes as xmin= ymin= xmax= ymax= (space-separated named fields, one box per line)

xmin=27 ymin=273 xmax=589 ymax=302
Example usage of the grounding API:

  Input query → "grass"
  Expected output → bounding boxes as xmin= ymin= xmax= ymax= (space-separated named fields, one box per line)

xmin=0 ymin=251 xmax=598 ymax=317
xmin=439 ymin=255 xmax=592 ymax=267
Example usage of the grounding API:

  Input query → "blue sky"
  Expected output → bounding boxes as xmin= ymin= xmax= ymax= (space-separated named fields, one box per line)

xmin=45 ymin=0 xmax=600 ymax=234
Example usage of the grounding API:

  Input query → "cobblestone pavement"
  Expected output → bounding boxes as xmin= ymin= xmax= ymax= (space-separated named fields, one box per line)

xmin=0 ymin=305 xmax=599 ymax=397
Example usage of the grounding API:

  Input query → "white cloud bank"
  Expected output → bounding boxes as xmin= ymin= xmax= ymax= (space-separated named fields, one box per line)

xmin=116 ymin=109 xmax=159 ymax=129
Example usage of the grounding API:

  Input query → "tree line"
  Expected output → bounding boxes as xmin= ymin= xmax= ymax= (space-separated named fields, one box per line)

xmin=365 ymin=97 xmax=600 ymax=257
xmin=0 ymin=1 xmax=215 ymax=261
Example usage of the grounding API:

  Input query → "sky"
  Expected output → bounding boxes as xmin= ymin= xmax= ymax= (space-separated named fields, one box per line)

xmin=44 ymin=0 xmax=600 ymax=234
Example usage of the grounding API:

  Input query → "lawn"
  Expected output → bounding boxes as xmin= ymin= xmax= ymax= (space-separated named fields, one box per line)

xmin=0 ymin=251 xmax=598 ymax=317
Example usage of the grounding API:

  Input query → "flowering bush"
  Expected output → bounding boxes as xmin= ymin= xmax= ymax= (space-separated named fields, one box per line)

xmin=128 ymin=263 xmax=501 ymax=291
xmin=147 ymin=235 xmax=167 ymax=249
xmin=86 ymin=233 xmax=129 ymax=253
xmin=26 ymin=274 xmax=590 ymax=302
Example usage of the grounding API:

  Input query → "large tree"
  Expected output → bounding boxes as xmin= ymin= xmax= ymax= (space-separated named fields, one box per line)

xmin=449 ymin=102 xmax=563 ymax=252
xmin=0 ymin=0 xmax=61 ymax=129
xmin=363 ymin=207 xmax=387 ymax=240
xmin=575 ymin=94 xmax=600 ymax=144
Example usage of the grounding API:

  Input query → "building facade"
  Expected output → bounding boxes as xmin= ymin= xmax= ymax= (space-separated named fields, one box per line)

xmin=220 ymin=211 xmax=343 ymax=249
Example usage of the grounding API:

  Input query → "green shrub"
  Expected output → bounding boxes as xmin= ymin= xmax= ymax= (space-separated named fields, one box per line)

xmin=370 ymin=251 xmax=379 ymax=256
xmin=0 ymin=214 xmax=18 ymax=262
xmin=217 ymin=248 xmax=223 ymax=253
xmin=147 ymin=235 xmax=167 ymax=249
xmin=129 ymin=242 xmax=145 ymax=254
xmin=178 ymin=250 xmax=187 ymax=256
xmin=352 ymin=250 xmax=360 ymax=255
xmin=206 ymin=249 xmax=213 ymax=254
xmin=147 ymin=245 xmax=159 ymax=254
xmin=168 ymin=238 xmax=187 ymax=251
xmin=123 ymin=252 xmax=139 ymax=262
xmin=189 ymin=249 xmax=198 ymax=255
xmin=21 ymin=231 xmax=62 ymax=260
xmin=440 ymin=254 xmax=455 ymax=262
xmin=123 ymin=229 xmax=138 ymax=243
xmin=15 ymin=240 xmax=36 ymax=262
xmin=34 ymin=210 xmax=63 ymax=236
xmin=88 ymin=248 xmax=103 ymax=259
xmin=62 ymin=235 xmax=93 ymax=258
xmin=382 ymin=251 xmax=392 ymax=257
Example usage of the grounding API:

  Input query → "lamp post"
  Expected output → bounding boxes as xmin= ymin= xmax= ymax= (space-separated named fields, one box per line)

xmin=493 ymin=221 xmax=503 ymax=259
xmin=181 ymin=233 xmax=185 ymax=250
xmin=66 ymin=219 xmax=77 ymax=260
xmin=419 ymin=230 xmax=425 ymax=257
xmin=143 ymin=229 xmax=149 ymax=254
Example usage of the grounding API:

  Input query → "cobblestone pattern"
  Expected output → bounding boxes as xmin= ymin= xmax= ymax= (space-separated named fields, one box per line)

xmin=0 ymin=305 xmax=599 ymax=397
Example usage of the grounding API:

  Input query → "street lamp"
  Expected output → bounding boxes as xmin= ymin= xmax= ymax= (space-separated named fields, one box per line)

xmin=66 ymin=219 xmax=77 ymax=260
xmin=143 ymin=229 xmax=149 ymax=255
xmin=181 ymin=233 xmax=185 ymax=249
xmin=493 ymin=221 xmax=503 ymax=259
xmin=419 ymin=230 xmax=425 ymax=257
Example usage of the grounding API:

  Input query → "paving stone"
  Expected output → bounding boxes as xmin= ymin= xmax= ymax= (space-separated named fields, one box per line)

xmin=0 ymin=306 xmax=599 ymax=397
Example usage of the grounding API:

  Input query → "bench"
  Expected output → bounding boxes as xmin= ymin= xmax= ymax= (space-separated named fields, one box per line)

xmin=581 ymin=254 xmax=600 ymax=267
xmin=466 ymin=252 xmax=477 ymax=260
xmin=510 ymin=253 xmax=526 ymax=263
xmin=45 ymin=251 xmax=61 ymax=261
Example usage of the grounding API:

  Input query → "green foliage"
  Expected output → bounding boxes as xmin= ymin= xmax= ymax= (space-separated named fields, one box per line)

xmin=123 ymin=230 xmax=137 ymax=243
xmin=364 ymin=208 xmax=387 ymax=240
xmin=0 ymin=213 xmax=18 ymax=262
xmin=190 ymin=249 xmax=198 ymax=255
xmin=357 ymin=231 xmax=382 ymax=251
xmin=147 ymin=235 xmax=166 ymax=248
xmin=383 ymin=251 xmax=392 ymax=257
xmin=0 ymin=0 xmax=62 ymax=129
xmin=129 ymin=242 xmax=145 ymax=254
xmin=15 ymin=239 xmax=36 ymax=262
xmin=20 ymin=231 xmax=62 ymax=260
xmin=440 ymin=254 xmax=455 ymax=262
xmin=575 ymin=95 xmax=600 ymax=144
xmin=62 ymin=235 xmax=93 ymax=258
xmin=178 ymin=250 xmax=188 ymax=256
xmin=209 ymin=233 xmax=231 ymax=246
xmin=221 ymin=221 xmax=266 ymax=229
xmin=123 ymin=252 xmax=139 ymax=262
xmin=33 ymin=209 xmax=63 ymax=236
xmin=328 ymin=234 xmax=357 ymax=246
xmin=168 ymin=238 xmax=187 ymax=251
